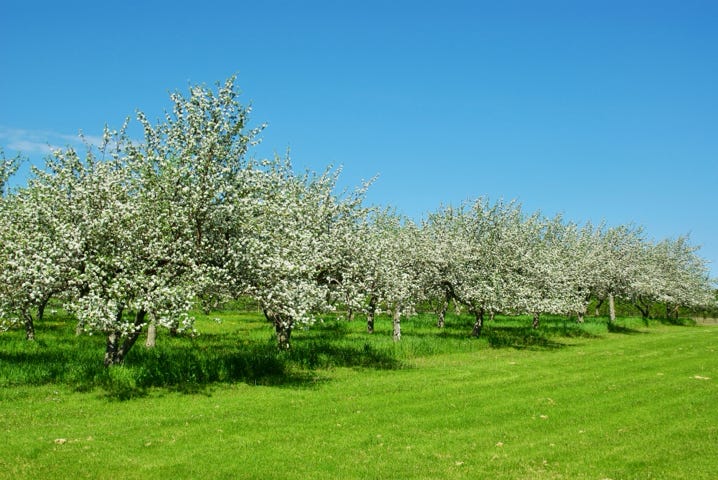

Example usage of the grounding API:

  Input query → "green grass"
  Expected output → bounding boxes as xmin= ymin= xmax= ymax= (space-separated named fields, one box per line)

xmin=1 ymin=311 xmax=716 ymax=479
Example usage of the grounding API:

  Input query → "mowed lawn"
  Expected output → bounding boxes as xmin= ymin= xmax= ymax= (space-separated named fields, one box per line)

xmin=1 ymin=312 xmax=716 ymax=479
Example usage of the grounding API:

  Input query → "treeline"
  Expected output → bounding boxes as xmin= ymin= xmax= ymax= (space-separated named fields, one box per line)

xmin=1 ymin=77 xmax=715 ymax=366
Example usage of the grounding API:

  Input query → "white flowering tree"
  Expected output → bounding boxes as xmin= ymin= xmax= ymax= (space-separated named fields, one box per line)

xmin=418 ymin=205 xmax=469 ymax=328
xmin=356 ymin=211 xmax=422 ymax=340
xmin=125 ymin=76 xmax=264 ymax=344
xmin=626 ymin=236 xmax=715 ymax=320
xmin=0 ymin=148 xmax=21 ymax=195
xmin=449 ymin=198 xmax=529 ymax=337
xmin=5 ymin=75 xmax=717 ymax=369
xmin=233 ymin=159 xmax=371 ymax=349
xmin=504 ymin=214 xmax=602 ymax=328
xmin=563 ymin=221 xmax=607 ymax=323
xmin=0 ymin=77 xmax=264 ymax=365
xmin=0 ymin=183 xmax=83 ymax=339
xmin=32 ymin=135 xmax=176 ymax=365
xmin=656 ymin=237 xmax=716 ymax=316
xmin=590 ymin=224 xmax=646 ymax=322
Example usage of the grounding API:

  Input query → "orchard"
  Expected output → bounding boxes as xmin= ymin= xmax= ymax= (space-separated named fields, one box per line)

xmin=1 ymin=77 xmax=715 ymax=366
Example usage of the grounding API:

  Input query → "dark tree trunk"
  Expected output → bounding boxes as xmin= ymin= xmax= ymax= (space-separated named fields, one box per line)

xmin=37 ymin=297 xmax=48 ymax=323
xmin=437 ymin=294 xmax=449 ymax=329
xmin=635 ymin=297 xmax=651 ymax=321
xmin=470 ymin=307 xmax=484 ymax=338
xmin=347 ymin=309 xmax=355 ymax=322
xmin=436 ymin=288 xmax=453 ymax=328
xmin=264 ymin=310 xmax=293 ymax=349
xmin=366 ymin=311 xmax=375 ymax=334
xmin=22 ymin=311 xmax=35 ymax=341
xmin=595 ymin=297 xmax=604 ymax=317
xmin=392 ymin=307 xmax=401 ymax=342
xmin=367 ymin=296 xmax=377 ymax=334
xmin=104 ymin=330 xmax=121 ymax=367
xmin=118 ymin=310 xmax=147 ymax=361
xmin=104 ymin=308 xmax=147 ymax=367
xmin=532 ymin=312 xmax=540 ymax=329
xmin=23 ymin=296 xmax=52 ymax=341
xmin=274 ymin=317 xmax=292 ymax=350
xmin=577 ymin=311 xmax=585 ymax=324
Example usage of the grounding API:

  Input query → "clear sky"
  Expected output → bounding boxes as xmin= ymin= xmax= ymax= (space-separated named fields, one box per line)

xmin=1 ymin=0 xmax=716 ymax=279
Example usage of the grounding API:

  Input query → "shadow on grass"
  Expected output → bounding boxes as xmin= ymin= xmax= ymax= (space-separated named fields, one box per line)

xmin=657 ymin=317 xmax=697 ymax=326
xmin=606 ymin=322 xmax=646 ymax=334
xmin=0 ymin=323 xmax=403 ymax=400
xmin=485 ymin=326 xmax=568 ymax=350
xmin=289 ymin=337 xmax=403 ymax=371
xmin=409 ymin=315 xmax=602 ymax=350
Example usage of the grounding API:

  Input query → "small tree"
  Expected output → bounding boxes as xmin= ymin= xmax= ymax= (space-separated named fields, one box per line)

xmin=236 ymin=159 xmax=371 ymax=349
xmin=592 ymin=224 xmax=645 ymax=322
xmin=451 ymin=198 xmax=525 ymax=337
xmin=418 ymin=205 xmax=468 ymax=328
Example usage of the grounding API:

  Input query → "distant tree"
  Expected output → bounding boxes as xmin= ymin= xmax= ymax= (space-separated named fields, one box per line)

xmin=418 ymin=205 xmax=467 ymax=328
xmin=591 ymin=225 xmax=645 ymax=322
xmin=236 ymin=159 xmax=371 ymax=349
xmin=627 ymin=236 xmax=715 ymax=320
xmin=0 ymin=144 xmax=89 ymax=339
xmin=445 ymin=198 xmax=523 ymax=337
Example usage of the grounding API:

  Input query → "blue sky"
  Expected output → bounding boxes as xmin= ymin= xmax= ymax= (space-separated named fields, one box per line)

xmin=2 ymin=0 xmax=717 ymax=278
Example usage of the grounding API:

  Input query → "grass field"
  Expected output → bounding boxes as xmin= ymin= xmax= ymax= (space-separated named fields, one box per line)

xmin=1 ymin=310 xmax=716 ymax=479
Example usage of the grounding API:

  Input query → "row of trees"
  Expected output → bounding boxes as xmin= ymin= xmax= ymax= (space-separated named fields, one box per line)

xmin=1 ymin=78 xmax=715 ymax=366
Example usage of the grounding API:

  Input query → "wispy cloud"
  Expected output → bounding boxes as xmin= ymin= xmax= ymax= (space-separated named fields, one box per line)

xmin=0 ymin=126 xmax=106 ymax=156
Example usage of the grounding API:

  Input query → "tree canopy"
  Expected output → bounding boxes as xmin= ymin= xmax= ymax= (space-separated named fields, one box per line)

xmin=1 ymin=77 xmax=715 ymax=364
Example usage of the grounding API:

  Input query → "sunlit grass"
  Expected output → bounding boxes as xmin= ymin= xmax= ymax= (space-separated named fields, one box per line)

xmin=1 ymin=310 xmax=716 ymax=478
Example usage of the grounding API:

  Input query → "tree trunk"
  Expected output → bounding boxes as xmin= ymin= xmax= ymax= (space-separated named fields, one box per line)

xmin=470 ymin=307 xmax=484 ymax=338
xmin=274 ymin=319 xmax=292 ymax=349
xmin=23 ymin=295 xmax=52 ymax=340
xmin=594 ymin=297 xmax=604 ymax=317
xmin=347 ymin=309 xmax=355 ymax=322
xmin=118 ymin=310 xmax=147 ymax=362
xmin=104 ymin=308 xmax=147 ymax=367
xmin=608 ymin=293 xmax=616 ymax=323
xmin=635 ymin=296 xmax=651 ymax=322
xmin=145 ymin=321 xmax=157 ymax=348
xmin=366 ymin=296 xmax=377 ymax=334
xmin=532 ymin=312 xmax=540 ymax=329
xmin=22 ymin=311 xmax=35 ymax=341
xmin=392 ymin=307 xmax=401 ymax=342
xmin=104 ymin=330 xmax=121 ymax=367
xmin=37 ymin=298 xmax=47 ymax=323
xmin=366 ymin=311 xmax=375 ymax=334
xmin=265 ymin=310 xmax=293 ymax=349
xmin=577 ymin=311 xmax=585 ymax=324
xmin=437 ymin=299 xmax=448 ymax=328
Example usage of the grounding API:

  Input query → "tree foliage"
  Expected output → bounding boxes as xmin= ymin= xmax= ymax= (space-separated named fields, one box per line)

xmin=1 ymin=77 xmax=715 ymax=364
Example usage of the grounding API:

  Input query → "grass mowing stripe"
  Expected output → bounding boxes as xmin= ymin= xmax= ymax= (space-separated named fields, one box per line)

xmin=0 ymin=314 xmax=716 ymax=479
